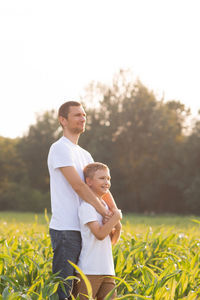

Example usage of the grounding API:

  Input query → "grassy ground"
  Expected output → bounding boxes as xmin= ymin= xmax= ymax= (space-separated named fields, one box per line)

xmin=1 ymin=211 xmax=200 ymax=299
xmin=0 ymin=211 xmax=49 ymax=224
xmin=124 ymin=213 xmax=200 ymax=230
xmin=1 ymin=211 xmax=200 ymax=230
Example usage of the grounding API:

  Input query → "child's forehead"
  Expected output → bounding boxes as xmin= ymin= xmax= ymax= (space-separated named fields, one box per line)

xmin=94 ymin=168 xmax=110 ymax=176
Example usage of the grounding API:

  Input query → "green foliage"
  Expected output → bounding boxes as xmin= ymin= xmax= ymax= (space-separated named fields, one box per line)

xmin=182 ymin=117 xmax=200 ymax=212
xmin=0 ymin=180 xmax=50 ymax=212
xmin=80 ymin=71 xmax=191 ymax=214
xmin=0 ymin=137 xmax=24 ymax=183
xmin=0 ymin=111 xmax=58 ymax=212
xmin=17 ymin=110 xmax=61 ymax=192
xmin=1 ymin=215 xmax=200 ymax=299
xmin=0 ymin=223 xmax=60 ymax=299
xmin=1 ymin=70 xmax=200 ymax=214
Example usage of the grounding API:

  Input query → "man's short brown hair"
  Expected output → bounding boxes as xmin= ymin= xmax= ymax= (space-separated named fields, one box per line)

xmin=58 ymin=101 xmax=81 ymax=119
xmin=83 ymin=162 xmax=109 ymax=181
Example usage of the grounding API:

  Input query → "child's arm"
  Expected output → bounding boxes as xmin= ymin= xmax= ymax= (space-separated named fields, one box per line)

xmin=87 ymin=209 xmax=122 ymax=240
xmin=110 ymin=221 xmax=122 ymax=245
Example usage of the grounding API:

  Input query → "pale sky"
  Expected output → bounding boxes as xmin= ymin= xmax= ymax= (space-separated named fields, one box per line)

xmin=0 ymin=0 xmax=200 ymax=138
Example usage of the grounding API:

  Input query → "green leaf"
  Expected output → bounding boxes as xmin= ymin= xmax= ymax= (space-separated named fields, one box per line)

xmin=68 ymin=261 xmax=93 ymax=300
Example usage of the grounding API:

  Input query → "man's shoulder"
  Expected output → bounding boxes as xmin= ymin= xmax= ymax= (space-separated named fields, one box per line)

xmin=50 ymin=137 xmax=73 ymax=151
xmin=50 ymin=136 xmax=63 ymax=147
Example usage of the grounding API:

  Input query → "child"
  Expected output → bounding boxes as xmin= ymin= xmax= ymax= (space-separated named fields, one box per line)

xmin=76 ymin=162 xmax=122 ymax=300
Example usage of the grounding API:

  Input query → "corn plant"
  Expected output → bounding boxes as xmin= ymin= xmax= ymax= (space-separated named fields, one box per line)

xmin=1 ymin=215 xmax=200 ymax=299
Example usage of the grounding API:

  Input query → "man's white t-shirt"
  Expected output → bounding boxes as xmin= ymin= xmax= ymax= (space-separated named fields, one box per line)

xmin=78 ymin=201 xmax=115 ymax=275
xmin=47 ymin=136 xmax=93 ymax=230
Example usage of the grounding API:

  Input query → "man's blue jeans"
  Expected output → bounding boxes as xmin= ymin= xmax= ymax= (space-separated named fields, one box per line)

xmin=49 ymin=229 xmax=81 ymax=300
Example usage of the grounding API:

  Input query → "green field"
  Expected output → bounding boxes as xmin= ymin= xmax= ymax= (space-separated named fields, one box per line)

xmin=1 ymin=212 xmax=200 ymax=299
xmin=1 ymin=211 xmax=200 ymax=228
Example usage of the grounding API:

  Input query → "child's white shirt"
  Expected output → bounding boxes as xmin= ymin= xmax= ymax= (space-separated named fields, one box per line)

xmin=77 ymin=201 xmax=115 ymax=275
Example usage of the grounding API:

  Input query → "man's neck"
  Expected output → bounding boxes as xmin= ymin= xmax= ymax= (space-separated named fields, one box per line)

xmin=63 ymin=129 xmax=80 ymax=145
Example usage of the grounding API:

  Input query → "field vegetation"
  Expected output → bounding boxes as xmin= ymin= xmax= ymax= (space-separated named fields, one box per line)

xmin=1 ymin=212 xmax=200 ymax=299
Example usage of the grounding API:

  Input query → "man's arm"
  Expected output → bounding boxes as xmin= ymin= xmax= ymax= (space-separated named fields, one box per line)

xmin=87 ymin=209 xmax=122 ymax=240
xmin=60 ymin=166 xmax=110 ymax=217
xmin=102 ymin=192 xmax=117 ymax=210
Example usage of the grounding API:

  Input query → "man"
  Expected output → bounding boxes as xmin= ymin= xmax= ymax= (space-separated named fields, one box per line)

xmin=47 ymin=101 xmax=117 ymax=300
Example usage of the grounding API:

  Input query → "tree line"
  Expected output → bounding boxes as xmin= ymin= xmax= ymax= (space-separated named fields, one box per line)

xmin=1 ymin=71 xmax=200 ymax=214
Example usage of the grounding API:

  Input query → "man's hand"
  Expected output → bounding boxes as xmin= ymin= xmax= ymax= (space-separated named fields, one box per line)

xmin=112 ymin=208 xmax=122 ymax=221
xmin=103 ymin=208 xmax=122 ymax=224
xmin=102 ymin=210 xmax=113 ymax=224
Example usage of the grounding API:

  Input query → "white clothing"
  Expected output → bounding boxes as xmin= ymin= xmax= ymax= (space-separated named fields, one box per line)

xmin=48 ymin=136 xmax=93 ymax=230
xmin=78 ymin=201 xmax=115 ymax=275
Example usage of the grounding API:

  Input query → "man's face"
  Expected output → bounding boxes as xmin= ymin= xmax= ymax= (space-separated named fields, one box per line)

xmin=65 ymin=105 xmax=86 ymax=134
xmin=86 ymin=168 xmax=111 ymax=197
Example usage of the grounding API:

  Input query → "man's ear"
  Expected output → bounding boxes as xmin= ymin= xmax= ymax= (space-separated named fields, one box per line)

xmin=58 ymin=116 xmax=67 ymax=127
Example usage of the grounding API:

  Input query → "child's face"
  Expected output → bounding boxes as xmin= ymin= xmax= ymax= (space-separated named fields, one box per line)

xmin=86 ymin=168 xmax=111 ymax=197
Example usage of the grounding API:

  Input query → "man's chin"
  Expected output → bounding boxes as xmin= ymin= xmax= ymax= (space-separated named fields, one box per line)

xmin=78 ymin=126 xmax=85 ymax=133
xmin=73 ymin=128 xmax=85 ymax=134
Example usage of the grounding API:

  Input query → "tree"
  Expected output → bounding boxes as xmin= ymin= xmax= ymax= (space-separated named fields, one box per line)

xmin=0 ymin=137 xmax=25 ymax=210
xmin=17 ymin=110 xmax=60 ymax=192
xmin=1 ymin=70 xmax=198 ymax=214
xmin=80 ymin=70 xmax=190 ymax=213
xmin=182 ymin=116 xmax=200 ymax=213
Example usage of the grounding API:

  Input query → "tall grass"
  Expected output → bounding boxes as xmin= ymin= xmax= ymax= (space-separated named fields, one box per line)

xmin=1 ymin=213 xmax=200 ymax=299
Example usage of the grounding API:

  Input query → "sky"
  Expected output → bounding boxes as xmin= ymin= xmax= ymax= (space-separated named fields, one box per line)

xmin=0 ymin=0 xmax=200 ymax=138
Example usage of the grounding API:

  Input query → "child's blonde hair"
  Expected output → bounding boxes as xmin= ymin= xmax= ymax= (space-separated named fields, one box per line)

xmin=83 ymin=162 xmax=109 ymax=181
